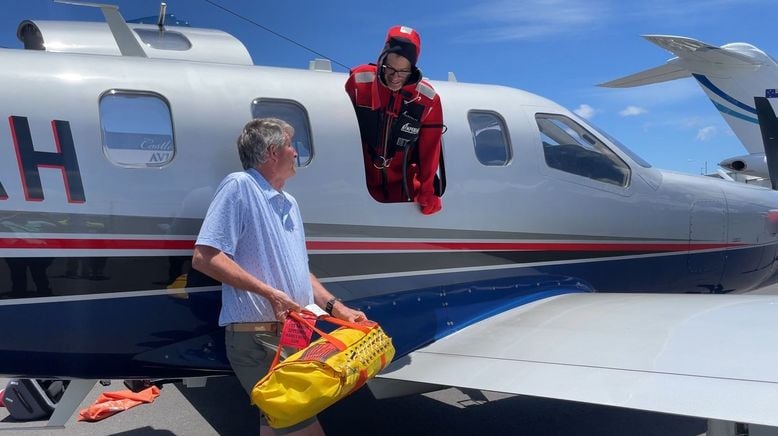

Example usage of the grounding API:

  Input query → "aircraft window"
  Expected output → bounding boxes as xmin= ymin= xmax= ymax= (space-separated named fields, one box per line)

xmin=134 ymin=29 xmax=192 ymax=51
xmin=537 ymin=114 xmax=630 ymax=186
xmin=588 ymin=122 xmax=652 ymax=168
xmin=99 ymin=90 xmax=175 ymax=168
xmin=252 ymin=99 xmax=313 ymax=167
xmin=467 ymin=111 xmax=512 ymax=166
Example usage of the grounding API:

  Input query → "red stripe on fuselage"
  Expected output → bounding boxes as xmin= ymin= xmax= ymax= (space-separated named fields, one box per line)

xmin=0 ymin=238 xmax=744 ymax=252
xmin=305 ymin=241 xmax=742 ymax=252
xmin=0 ymin=238 xmax=194 ymax=250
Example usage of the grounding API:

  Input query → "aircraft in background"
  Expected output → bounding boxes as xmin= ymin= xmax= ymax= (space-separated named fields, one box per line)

xmin=600 ymin=35 xmax=778 ymax=180
xmin=2 ymin=4 xmax=778 ymax=434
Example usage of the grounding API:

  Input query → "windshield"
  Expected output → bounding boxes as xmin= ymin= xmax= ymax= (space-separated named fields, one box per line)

xmin=588 ymin=122 xmax=652 ymax=168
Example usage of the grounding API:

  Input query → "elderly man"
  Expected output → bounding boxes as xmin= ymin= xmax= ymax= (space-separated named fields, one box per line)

xmin=193 ymin=118 xmax=365 ymax=436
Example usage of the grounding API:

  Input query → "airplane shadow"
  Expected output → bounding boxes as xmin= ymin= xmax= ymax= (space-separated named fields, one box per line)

xmin=108 ymin=427 xmax=175 ymax=436
xmin=173 ymin=376 xmax=261 ymax=435
xmin=320 ymin=388 xmax=707 ymax=436
xmin=177 ymin=375 xmax=706 ymax=436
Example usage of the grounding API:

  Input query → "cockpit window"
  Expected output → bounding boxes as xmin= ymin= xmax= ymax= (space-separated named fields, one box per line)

xmin=468 ymin=111 xmax=512 ymax=166
xmin=134 ymin=29 xmax=192 ymax=51
xmin=537 ymin=114 xmax=630 ymax=186
xmin=252 ymin=99 xmax=313 ymax=167
xmin=99 ymin=90 xmax=175 ymax=168
xmin=588 ymin=123 xmax=652 ymax=168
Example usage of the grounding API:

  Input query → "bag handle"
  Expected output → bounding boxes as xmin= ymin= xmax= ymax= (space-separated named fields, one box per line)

xmin=317 ymin=314 xmax=375 ymax=333
xmin=269 ymin=310 xmax=376 ymax=369
xmin=287 ymin=310 xmax=348 ymax=351
xmin=269 ymin=311 xmax=334 ymax=369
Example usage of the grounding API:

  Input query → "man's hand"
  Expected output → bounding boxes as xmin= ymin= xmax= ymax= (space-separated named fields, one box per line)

xmin=416 ymin=193 xmax=441 ymax=215
xmin=268 ymin=289 xmax=301 ymax=321
xmin=310 ymin=273 xmax=366 ymax=322
xmin=332 ymin=302 xmax=367 ymax=322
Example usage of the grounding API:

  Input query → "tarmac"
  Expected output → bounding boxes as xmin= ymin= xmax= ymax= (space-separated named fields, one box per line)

xmin=0 ymin=376 xmax=708 ymax=436
xmin=1 ymin=282 xmax=776 ymax=435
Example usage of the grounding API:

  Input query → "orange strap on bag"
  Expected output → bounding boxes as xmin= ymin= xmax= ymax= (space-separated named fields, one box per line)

xmin=252 ymin=310 xmax=395 ymax=429
xmin=269 ymin=310 xmax=370 ymax=368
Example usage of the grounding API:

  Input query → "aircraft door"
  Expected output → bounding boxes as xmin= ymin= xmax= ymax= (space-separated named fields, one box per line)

xmin=688 ymin=199 xmax=726 ymax=291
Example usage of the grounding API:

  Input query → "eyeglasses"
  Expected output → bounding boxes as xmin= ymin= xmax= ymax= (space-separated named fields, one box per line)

xmin=382 ymin=64 xmax=412 ymax=79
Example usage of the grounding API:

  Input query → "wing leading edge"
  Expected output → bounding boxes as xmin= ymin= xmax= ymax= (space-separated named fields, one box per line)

xmin=376 ymin=293 xmax=778 ymax=426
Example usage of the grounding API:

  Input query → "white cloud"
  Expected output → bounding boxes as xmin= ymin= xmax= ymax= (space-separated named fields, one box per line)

xmin=619 ymin=106 xmax=647 ymax=117
xmin=445 ymin=0 xmax=773 ymax=42
xmin=682 ymin=116 xmax=706 ymax=129
xmin=626 ymin=0 xmax=772 ymax=19
xmin=696 ymin=126 xmax=718 ymax=141
xmin=574 ymin=104 xmax=596 ymax=119
xmin=455 ymin=0 xmax=607 ymax=41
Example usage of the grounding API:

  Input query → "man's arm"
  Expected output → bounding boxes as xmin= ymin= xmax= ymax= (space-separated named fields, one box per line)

xmin=310 ymin=273 xmax=367 ymax=322
xmin=192 ymin=244 xmax=300 ymax=319
xmin=415 ymin=87 xmax=444 ymax=215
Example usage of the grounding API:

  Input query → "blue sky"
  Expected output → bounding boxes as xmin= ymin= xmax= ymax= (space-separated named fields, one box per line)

xmin=1 ymin=0 xmax=775 ymax=175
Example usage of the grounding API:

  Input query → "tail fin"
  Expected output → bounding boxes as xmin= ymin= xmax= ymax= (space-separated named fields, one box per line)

xmin=600 ymin=35 xmax=777 ymax=158
xmin=754 ymin=97 xmax=778 ymax=189
xmin=600 ymin=35 xmax=767 ymax=88
xmin=598 ymin=63 xmax=688 ymax=88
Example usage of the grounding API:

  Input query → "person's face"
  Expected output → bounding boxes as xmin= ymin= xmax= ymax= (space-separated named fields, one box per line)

xmin=273 ymin=134 xmax=298 ymax=181
xmin=382 ymin=53 xmax=412 ymax=91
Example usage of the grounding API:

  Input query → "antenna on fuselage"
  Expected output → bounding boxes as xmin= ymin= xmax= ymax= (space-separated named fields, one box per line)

xmin=54 ymin=1 xmax=147 ymax=57
xmin=754 ymin=96 xmax=778 ymax=190
xmin=157 ymin=2 xmax=167 ymax=29
xmin=202 ymin=0 xmax=349 ymax=70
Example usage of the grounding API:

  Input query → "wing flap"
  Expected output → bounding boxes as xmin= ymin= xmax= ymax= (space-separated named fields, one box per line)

xmin=378 ymin=293 xmax=778 ymax=426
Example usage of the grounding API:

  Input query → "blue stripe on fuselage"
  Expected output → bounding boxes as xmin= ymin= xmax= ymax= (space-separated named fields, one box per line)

xmin=0 ymin=244 xmax=775 ymax=378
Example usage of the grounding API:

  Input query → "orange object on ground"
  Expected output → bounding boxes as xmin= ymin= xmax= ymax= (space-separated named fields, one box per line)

xmin=78 ymin=386 xmax=160 ymax=422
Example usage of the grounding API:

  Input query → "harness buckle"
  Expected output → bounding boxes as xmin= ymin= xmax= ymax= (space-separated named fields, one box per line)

xmin=373 ymin=156 xmax=392 ymax=169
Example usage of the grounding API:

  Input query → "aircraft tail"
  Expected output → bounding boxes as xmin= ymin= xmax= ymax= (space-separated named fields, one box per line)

xmin=754 ymin=97 xmax=778 ymax=189
xmin=600 ymin=34 xmax=778 ymax=159
xmin=598 ymin=63 xmax=688 ymax=88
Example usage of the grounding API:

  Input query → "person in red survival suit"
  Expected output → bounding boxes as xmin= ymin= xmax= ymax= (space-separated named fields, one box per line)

xmin=345 ymin=25 xmax=444 ymax=215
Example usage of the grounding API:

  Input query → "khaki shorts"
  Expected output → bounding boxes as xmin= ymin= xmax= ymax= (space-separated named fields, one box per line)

xmin=225 ymin=328 xmax=318 ymax=434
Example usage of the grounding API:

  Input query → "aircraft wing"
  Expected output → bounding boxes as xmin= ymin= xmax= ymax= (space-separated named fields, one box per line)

xmin=376 ymin=293 xmax=778 ymax=426
xmin=643 ymin=34 xmax=764 ymax=66
xmin=597 ymin=63 xmax=689 ymax=88
xmin=599 ymin=34 xmax=766 ymax=88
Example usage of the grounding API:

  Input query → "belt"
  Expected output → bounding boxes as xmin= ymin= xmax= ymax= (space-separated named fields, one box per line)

xmin=226 ymin=322 xmax=280 ymax=334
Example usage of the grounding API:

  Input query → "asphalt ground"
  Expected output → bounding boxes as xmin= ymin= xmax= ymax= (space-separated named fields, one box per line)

xmin=2 ymin=282 xmax=776 ymax=435
xmin=0 ymin=375 xmax=708 ymax=436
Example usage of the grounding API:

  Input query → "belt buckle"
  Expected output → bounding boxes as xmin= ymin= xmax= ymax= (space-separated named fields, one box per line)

xmin=261 ymin=323 xmax=279 ymax=334
xmin=228 ymin=322 xmax=279 ymax=334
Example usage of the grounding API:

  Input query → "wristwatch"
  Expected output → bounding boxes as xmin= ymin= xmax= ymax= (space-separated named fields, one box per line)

xmin=325 ymin=297 xmax=341 ymax=315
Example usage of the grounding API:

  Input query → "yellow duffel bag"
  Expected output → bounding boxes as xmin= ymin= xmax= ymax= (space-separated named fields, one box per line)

xmin=251 ymin=311 xmax=395 ymax=429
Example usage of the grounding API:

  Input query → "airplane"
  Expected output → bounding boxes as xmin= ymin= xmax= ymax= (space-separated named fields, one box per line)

xmin=599 ymin=35 xmax=778 ymax=180
xmin=2 ymin=3 xmax=778 ymax=434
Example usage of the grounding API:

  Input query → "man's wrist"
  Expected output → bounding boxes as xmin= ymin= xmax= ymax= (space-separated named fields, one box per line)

xmin=325 ymin=297 xmax=341 ymax=315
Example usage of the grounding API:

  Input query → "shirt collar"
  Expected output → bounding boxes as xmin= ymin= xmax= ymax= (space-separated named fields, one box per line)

xmin=247 ymin=168 xmax=279 ymax=195
xmin=246 ymin=168 xmax=294 ymax=231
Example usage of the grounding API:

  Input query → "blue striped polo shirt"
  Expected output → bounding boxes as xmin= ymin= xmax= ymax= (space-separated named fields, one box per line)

xmin=195 ymin=168 xmax=313 ymax=326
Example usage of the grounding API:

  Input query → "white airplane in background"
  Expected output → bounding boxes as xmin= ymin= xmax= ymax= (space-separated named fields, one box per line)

xmin=600 ymin=35 xmax=778 ymax=180
xmin=3 ymin=4 xmax=778 ymax=435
